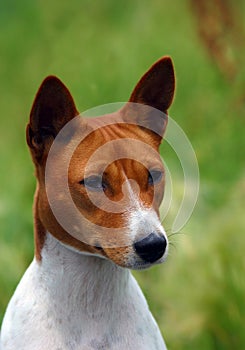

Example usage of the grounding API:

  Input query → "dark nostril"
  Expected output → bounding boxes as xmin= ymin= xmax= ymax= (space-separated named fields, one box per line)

xmin=134 ymin=232 xmax=167 ymax=263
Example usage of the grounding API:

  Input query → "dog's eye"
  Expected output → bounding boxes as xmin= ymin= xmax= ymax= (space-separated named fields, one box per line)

xmin=148 ymin=170 xmax=163 ymax=186
xmin=79 ymin=176 xmax=106 ymax=191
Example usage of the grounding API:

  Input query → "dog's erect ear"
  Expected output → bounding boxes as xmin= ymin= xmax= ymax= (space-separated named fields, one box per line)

xmin=129 ymin=56 xmax=175 ymax=113
xmin=127 ymin=56 xmax=175 ymax=138
xmin=26 ymin=76 xmax=78 ymax=162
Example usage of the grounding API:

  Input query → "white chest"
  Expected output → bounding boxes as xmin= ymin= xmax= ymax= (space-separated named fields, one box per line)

xmin=0 ymin=235 xmax=166 ymax=350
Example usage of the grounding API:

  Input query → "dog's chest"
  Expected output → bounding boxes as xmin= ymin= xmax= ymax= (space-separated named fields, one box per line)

xmin=1 ymin=235 xmax=166 ymax=350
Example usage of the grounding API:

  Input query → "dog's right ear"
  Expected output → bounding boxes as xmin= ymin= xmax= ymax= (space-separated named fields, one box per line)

xmin=26 ymin=76 xmax=78 ymax=163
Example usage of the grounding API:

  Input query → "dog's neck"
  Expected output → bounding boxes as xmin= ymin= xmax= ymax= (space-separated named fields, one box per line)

xmin=38 ymin=233 xmax=130 ymax=318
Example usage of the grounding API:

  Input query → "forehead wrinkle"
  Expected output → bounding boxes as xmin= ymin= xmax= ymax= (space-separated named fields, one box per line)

xmin=99 ymin=122 xmax=146 ymax=141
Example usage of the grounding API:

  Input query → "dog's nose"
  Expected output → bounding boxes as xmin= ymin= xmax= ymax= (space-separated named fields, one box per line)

xmin=134 ymin=233 xmax=167 ymax=263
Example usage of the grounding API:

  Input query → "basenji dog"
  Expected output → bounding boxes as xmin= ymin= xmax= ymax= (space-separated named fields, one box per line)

xmin=0 ymin=56 xmax=175 ymax=349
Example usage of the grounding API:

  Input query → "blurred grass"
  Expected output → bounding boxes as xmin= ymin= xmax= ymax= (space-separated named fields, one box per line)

xmin=0 ymin=0 xmax=244 ymax=349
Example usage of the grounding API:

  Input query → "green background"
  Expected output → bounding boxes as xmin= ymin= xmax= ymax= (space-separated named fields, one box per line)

xmin=0 ymin=1 xmax=244 ymax=349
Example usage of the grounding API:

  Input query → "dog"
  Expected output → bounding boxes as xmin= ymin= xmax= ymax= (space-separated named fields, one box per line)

xmin=0 ymin=56 xmax=175 ymax=349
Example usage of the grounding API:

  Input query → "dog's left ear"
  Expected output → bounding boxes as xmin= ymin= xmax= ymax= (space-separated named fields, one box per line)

xmin=128 ymin=56 xmax=175 ymax=138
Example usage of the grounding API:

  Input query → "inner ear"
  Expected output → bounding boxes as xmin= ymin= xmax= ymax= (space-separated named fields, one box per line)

xmin=26 ymin=76 xmax=79 ymax=158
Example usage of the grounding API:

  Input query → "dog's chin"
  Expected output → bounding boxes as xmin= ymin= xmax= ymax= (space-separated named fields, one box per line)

xmin=114 ymin=256 xmax=167 ymax=271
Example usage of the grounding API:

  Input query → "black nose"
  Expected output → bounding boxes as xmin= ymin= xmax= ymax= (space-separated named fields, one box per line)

xmin=134 ymin=233 xmax=167 ymax=263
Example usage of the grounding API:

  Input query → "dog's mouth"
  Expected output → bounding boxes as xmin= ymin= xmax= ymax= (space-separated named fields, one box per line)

xmin=109 ymin=254 xmax=167 ymax=270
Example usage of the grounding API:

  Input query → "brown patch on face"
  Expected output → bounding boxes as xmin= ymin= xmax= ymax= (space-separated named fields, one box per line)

xmin=66 ymin=122 xmax=165 ymax=264
xmin=103 ymin=246 xmax=133 ymax=268
xmin=34 ymin=182 xmax=105 ymax=260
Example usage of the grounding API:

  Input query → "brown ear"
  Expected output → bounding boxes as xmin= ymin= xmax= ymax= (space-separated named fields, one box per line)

xmin=129 ymin=56 xmax=175 ymax=113
xmin=127 ymin=57 xmax=175 ymax=139
xmin=26 ymin=76 xmax=78 ymax=162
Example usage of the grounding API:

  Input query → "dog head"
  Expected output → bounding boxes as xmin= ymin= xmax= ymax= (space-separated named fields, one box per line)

xmin=26 ymin=57 xmax=175 ymax=269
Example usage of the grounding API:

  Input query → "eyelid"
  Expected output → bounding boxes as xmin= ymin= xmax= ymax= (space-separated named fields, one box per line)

xmin=150 ymin=168 xmax=164 ymax=173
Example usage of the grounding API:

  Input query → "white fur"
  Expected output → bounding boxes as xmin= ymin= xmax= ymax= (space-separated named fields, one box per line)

xmin=128 ymin=207 xmax=167 ymax=242
xmin=124 ymin=177 xmax=168 ymax=244
xmin=1 ymin=233 xmax=167 ymax=349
